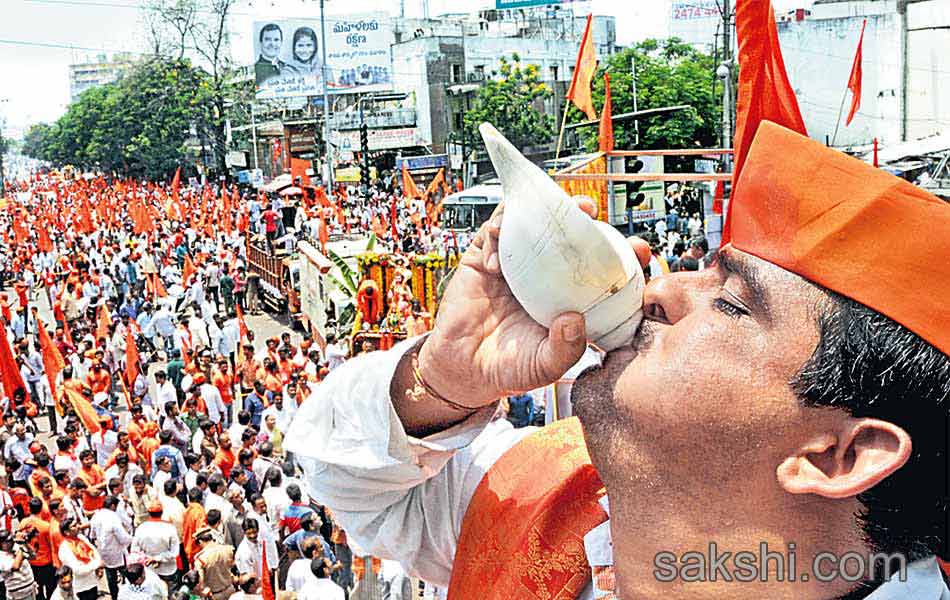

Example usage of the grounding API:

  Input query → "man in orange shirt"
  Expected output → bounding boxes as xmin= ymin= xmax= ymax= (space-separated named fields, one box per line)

xmin=76 ymin=449 xmax=106 ymax=512
xmin=181 ymin=487 xmax=207 ymax=567
xmin=237 ymin=345 xmax=259 ymax=398
xmin=212 ymin=356 xmax=233 ymax=427
xmin=19 ymin=497 xmax=55 ymax=600
xmin=28 ymin=450 xmax=58 ymax=497
xmin=35 ymin=477 xmax=62 ymax=520
xmin=85 ymin=350 xmax=111 ymax=396
xmin=47 ymin=499 xmax=65 ymax=569
xmin=260 ymin=359 xmax=282 ymax=395
xmin=125 ymin=404 xmax=152 ymax=455
xmin=213 ymin=432 xmax=236 ymax=480
xmin=104 ymin=432 xmax=140 ymax=470
xmin=138 ymin=422 xmax=161 ymax=468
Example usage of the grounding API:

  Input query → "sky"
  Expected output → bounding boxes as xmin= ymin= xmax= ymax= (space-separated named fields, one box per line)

xmin=0 ymin=0 xmax=810 ymax=139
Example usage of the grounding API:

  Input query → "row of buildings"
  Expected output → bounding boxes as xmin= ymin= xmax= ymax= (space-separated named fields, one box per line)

xmin=66 ymin=0 xmax=950 ymax=184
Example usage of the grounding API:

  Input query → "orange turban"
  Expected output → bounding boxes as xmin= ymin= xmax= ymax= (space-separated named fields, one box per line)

xmin=730 ymin=121 xmax=950 ymax=355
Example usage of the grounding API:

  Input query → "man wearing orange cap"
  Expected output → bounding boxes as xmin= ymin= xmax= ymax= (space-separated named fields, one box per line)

xmin=286 ymin=121 xmax=950 ymax=598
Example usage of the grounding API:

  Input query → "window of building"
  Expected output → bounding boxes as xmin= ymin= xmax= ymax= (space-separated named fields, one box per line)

xmin=451 ymin=64 xmax=462 ymax=83
xmin=549 ymin=65 xmax=559 ymax=81
xmin=454 ymin=112 xmax=464 ymax=130
xmin=474 ymin=65 xmax=485 ymax=80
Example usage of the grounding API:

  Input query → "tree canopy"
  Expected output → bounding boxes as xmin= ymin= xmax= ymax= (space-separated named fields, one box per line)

xmin=462 ymin=54 xmax=556 ymax=152
xmin=571 ymin=38 xmax=721 ymax=152
xmin=22 ymin=57 xmax=213 ymax=180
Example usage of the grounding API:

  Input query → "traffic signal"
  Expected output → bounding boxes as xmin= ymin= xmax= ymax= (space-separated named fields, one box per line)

xmin=625 ymin=157 xmax=645 ymax=210
xmin=360 ymin=124 xmax=370 ymax=188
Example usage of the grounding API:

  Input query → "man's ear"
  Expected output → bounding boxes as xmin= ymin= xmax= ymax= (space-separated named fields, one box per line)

xmin=776 ymin=418 xmax=912 ymax=499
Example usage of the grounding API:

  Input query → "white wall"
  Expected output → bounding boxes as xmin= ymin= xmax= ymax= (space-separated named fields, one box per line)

xmin=778 ymin=11 xmax=902 ymax=147
xmin=905 ymin=0 xmax=950 ymax=140
xmin=392 ymin=38 xmax=438 ymax=146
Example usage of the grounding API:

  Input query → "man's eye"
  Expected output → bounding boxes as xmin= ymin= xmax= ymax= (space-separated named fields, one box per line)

xmin=713 ymin=297 xmax=747 ymax=318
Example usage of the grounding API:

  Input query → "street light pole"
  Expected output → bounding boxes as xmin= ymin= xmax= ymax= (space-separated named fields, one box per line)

xmin=250 ymin=102 xmax=259 ymax=170
xmin=320 ymin=0 xmax=334 ymax=189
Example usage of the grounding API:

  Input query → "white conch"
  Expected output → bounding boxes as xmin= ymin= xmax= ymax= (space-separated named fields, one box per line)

xmin=479 ymin=122 xmax=644 ymax=352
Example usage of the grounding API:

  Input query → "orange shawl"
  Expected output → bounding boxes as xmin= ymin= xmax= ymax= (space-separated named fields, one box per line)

xmin=448 ymin=418 xmax=607 ymax=600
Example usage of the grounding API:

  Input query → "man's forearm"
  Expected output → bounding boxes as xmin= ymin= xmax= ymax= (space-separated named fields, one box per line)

xmin=390 ymin=338 xmax=479 ymax=438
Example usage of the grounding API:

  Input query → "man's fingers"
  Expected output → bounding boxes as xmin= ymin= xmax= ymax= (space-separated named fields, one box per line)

xmin=572 ymin=195 xmax=598 ymax=218
xmin=537 ymin=312 xmax=587 ymax=383
xmin=628 ymin=237 xmax=652 ymax=269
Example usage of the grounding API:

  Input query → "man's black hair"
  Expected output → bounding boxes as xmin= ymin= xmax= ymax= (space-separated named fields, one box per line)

xmin=188 ymin=487 xmax=204 ymax=503
xmin=286 ymin=483 xmax=301 ymax=502
xmin=206 ymin=509 xmax=221 ymax=526
xmin=259 ymin=23 xmax=282 ymax=43
xmin=792 ymin=292 xmax=950 ymax=596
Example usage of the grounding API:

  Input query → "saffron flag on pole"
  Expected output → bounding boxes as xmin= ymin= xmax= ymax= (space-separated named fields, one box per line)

xmin=566 ymin=14 xmax=598 ymax=121
xmin=95 ymin=305 xmax=112 ymax=344
xmin=63 ymin=387 xmax=102 ymax=434
xmin=34 ymin=310 xmax=65 ymax=400
xmin=598 ymin=73 xmax=615 ymax=153
xmin=402 ymin=163 xmax=421 ymax=200
xmin=125 ymin=328 xmax=140 ymax=392
xmin=723 ymin=0 xmax=807 ymax=244
xmin=182 ymin=255 xmax=197 ymax=288
xmin=0 ymin=324 xmax=27 ymax=402
xmin=845 ymin=19 xmax=867 ymax=126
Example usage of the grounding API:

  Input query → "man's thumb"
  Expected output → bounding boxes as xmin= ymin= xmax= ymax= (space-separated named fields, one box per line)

xmin=538 ymin=312 xmax=587 ymax=382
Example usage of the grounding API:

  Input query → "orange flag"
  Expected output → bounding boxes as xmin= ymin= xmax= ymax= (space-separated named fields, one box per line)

xmin=171 ymin=167 xmax=181 ymax=203
xmin=291 ymin=158 xmax=311 ymax=186
xmin=62 ymin=387 xmax=102 ymax=434
xmin=598 ymin=73 xmax=615 ymax=152
xmin=845 ymin=19 xmax=866 ymax=126
xmin=0 ymin=323 xmax=27 ymax=402
xmin=402 ymin=163 xmax=421 ymax=200
xmin=96 ymin=305 xmax=112 ymax=343
xmin=34 ymin=312 xmax=65 ymax=400
xmin=424 ymin=169 xmax=446 ymax=200
xmin=724 ymin=0 xmax=807 ymax=244
xmin=182 ymin=255 xmax=197 ymax=288
xmin=125 ymin=328 xmax=140 ymax=389
xmin=235 ymin=303 xmax=249 ymax=342
xmin=152 ymin=273 xmax=168 ymax=298
xmin=567 ymin=14 xmax=598 ymax=121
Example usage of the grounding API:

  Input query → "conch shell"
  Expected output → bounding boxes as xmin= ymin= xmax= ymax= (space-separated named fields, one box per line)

xmin=480 ymin=123 xmax=644 ymax=352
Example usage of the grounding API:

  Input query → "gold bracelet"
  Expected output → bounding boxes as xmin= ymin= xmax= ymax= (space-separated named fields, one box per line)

xmin=405 ymin=353 xmax=481 ymax=412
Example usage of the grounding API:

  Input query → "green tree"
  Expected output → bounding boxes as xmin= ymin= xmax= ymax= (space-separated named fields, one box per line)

xmin=22 ymin=57 xmax=212 ymax=180
xmin=462 ymin=54 xmax=556 ymax=152
xmin=22 ymin=123 xmax=54 ymax=162
xmin=571 ymin=39 xmax=720 ymax=152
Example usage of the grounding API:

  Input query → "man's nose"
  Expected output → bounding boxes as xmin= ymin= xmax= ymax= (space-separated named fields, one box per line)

xmin=641 ymin=272 xmax=699 ymax=325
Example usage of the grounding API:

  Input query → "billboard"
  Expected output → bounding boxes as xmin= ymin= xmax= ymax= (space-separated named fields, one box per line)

xmin=253 ymin=14 xmax=393 ymax=99
xmin=669 ymin=0 xmax=721 ymax=49
xmin=496 ymin=0 xmax=569 ymax=8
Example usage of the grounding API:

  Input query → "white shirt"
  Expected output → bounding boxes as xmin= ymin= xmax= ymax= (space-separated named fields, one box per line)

xmin=234 ymin=536 xmax=278 ymax=582
xmin=58 ymin=535 xmax=103 ymax=594
xmin=116 ymin=568 xmax=167 ymax=600
xmin=286 ymin=558 xmax=320 ymax=592
xmin=131 ymin=519 xmax=180 ymax=577
xmin=159 ymin=494 xmax=186 ymax=539
xmin=92 ymin=430 xmax=119 ymax=465
xmin=204 ymin=491 xmax=232 ymax=522
xmin=200 ymin=383 xmax=226 ymax=424
xmin=89 ymin=508 xmax=133 ymax=568
xmin=261 ymin=486 xmax=289 ymax=538
xmin=155 ymin=382 xmax=177 ymax=416
xmin=297 ymin=579 xmax=345 ymax=600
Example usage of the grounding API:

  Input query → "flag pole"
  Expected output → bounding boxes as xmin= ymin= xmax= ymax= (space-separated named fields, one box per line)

xmin=830 ymin=86 xmax=850 ymax=147
xmin=555 ymin=99 xmax=571 ymax=162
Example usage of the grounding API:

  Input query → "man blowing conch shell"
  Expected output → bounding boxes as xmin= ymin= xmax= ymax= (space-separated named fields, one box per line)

xmin=286 ymin=114 xmax=950 ymax=599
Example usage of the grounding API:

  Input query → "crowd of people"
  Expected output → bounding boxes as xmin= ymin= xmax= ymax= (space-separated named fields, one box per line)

xmin=0 ymin=171 xmax=434 ymax=600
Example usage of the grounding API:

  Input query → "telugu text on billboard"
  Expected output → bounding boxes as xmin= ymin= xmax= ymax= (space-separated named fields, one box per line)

xmin=253 ymin=14 xmax=393 ymax=100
